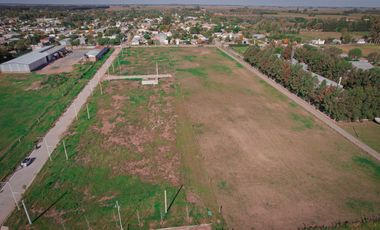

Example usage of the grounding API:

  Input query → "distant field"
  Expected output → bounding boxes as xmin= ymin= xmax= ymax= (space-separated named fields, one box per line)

xmin=299 ymin=31 xmax=365 ymax=42
xmin=0 ymin=49 xmax=113 ymax=181
xmin=340 ymin=121 xmax=380 ymax=153
xmin=330 ymin=44 xmax=380 ymax=57
xmin=6 ymin=47 xmax=380 ymax=229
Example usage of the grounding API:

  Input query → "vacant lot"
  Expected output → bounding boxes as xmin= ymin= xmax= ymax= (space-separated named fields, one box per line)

xmin=37 ymin=49 xmax=88 ymax=74
xmin=6 ymin=47 xmax=380 ymax=229
xmin=0 ymin=49 xmax=113 ymax=181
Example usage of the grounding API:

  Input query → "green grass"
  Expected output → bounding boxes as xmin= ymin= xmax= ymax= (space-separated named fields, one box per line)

xmin=217 ymin=49 xmax=244 ymax=68
xmin=184 ymin=55 xmax=196 ymax=62
xmin=352 ymin=156 xmax=380 ymax=180
xmin=6 ymin=79 xmax=215 ymax=228
xmin=290 ymin=112 xmax=314 ymax=130
xmin=231 ymin=45 xmax=249 ymax=55
xmin=258 ymin=79 xmax=287 ymax=101
xmin=346 ymin=198 xmax=375 ymax=213
xmin=0 ymin=49 xmax=114 ymax=181
xmin=340 ymin=122 xmax=380 ymax=153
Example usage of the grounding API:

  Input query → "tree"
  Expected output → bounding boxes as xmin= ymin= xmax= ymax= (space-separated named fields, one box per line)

xmin=162 ymin=16 xmax=172 ymax=25
xmin=341 ymin=28 xmax=352 ymax=44
xmin=369 ymin=17 xmax=380 ymax=44
xmin=348 ymin=48 xmax=362 ymax=60
xmin=143 ymin=33 xmax=151 ymax=40
xmin=368 ymin=52 xmax=380 ymax=65
xmin=282 ymin=44 xmax=293 ymax=60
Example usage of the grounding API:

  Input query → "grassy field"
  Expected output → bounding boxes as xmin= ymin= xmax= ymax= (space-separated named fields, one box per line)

xmin=299 ymin=31 xmax=366 ymax=42
xmin=0 ymin=49 xmax=113 ymax=181
xmin=230 ymin=45 xmax=249 ymax=55
xmin=329 ymin=44 xmax=380 ymax=57
xmin=6 ymin=47 xmax=380 ymax=229
xmin=5 ymin=48 xmax=223 ymax=229
xmin=340 ymin=121 xmax=380 ymax=153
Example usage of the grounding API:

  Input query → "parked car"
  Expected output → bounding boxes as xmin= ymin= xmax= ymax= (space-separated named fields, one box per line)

xmin=21 ymin=157 xmax=35 ymax=168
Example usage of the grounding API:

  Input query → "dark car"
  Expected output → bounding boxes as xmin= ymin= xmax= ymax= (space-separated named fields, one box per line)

xmin=21 ymin=157 xmax=35 ymax=168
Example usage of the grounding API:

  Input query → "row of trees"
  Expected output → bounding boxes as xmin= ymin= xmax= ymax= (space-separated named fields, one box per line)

xmin=244 ymin=46 xmax=380 ymax=121
xmin=294 ymin=45 xmax=380 ymax=88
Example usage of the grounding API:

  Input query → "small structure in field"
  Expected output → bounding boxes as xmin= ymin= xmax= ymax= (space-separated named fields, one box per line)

xmin=85 ymin=47 xmax=109 ymax=62
xmin=141 ymin=77 xmax=159 ymax=85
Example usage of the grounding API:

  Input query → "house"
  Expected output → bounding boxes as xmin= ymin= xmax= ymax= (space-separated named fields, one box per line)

xmin=85 ymin=47 xmax=109 ymax=62
xmin=242 ymin=38 xmax=250 ymax=45
xmin=332 ymin=39 xmax=342 ymax=44
xmin=131 ymin=35 xmax=141 ymax=46
xmin=59 ymin=38 xmax=71 ymax=46
xmin=357 ymin=39 xmax=366 ymax=44
xmin=253 ymin=34 xmax=266 ymax=40
xmin=310 ymin=39 xmax=325 ymax=45
xmin=350 ymin=60 xmax=373 ymax=70
xmin=152 ymin=33 xmax=168 ymax=45
xmin=0 ymin=45 xmax=68 ymax=73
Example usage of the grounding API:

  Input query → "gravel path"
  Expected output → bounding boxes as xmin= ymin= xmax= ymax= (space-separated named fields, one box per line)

xmin=0 ymin=47 xmax=121 ymax=225
xmin=219 ymin=46 xmax=380 ymax=162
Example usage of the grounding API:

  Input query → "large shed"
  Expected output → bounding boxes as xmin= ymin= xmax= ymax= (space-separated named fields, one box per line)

xmin=85 ymin=47 xmax=109 ymax=62
xmin=0 ymin=45 xmax=67 ymax=73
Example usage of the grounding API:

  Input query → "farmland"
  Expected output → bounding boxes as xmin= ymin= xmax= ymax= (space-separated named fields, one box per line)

xmin=0 ymin=49 xmax=113 ymax=181
xmin=5 ymin=47 xmax=380 ymax=229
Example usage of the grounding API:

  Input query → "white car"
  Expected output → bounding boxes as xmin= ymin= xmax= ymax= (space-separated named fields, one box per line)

xmin=21 ymin=157 xmax=34 ymax=168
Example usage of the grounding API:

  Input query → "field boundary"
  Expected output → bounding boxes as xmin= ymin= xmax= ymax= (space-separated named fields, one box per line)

xmin=218 ymin=46 xmax=380 ymax=162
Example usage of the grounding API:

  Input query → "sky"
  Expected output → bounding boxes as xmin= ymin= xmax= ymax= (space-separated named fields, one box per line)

xmin=0 ymin=0 xmax=380 ymax=7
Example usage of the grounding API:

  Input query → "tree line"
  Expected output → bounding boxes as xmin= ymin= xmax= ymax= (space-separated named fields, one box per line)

xmin=244 ymin=46 xmax=380 ymax=121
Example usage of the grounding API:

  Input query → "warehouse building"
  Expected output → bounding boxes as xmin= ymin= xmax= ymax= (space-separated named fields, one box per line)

xmin=85 ymin=47 xmax=109 ymax=62
xmin=0 ymin=45 xmax=68 ymax=73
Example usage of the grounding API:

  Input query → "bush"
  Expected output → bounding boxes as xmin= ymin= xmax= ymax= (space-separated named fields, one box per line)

xmin=368 ymin=52 xmax=380 ymax=65
xmin=348 ymin=48 xmax=362 ymax=60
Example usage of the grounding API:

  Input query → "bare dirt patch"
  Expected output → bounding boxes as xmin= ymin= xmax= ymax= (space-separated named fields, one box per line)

xmin=93 ymin=79 xmax=181 ymax=186
xmin=37 ymin=49 xmax=88 ymax=74
xmin=25 ymin=80 xmax=43 ymax=91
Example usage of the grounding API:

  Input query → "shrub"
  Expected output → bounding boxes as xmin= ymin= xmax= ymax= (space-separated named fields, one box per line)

xmin=348 ymin=48 xmax=362 ymax=60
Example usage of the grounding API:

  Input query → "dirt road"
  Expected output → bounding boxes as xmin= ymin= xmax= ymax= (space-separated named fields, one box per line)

xmin=219 ymin=47 xmax=380 ymax=162
xmin=0 ymin=47 xmax=121 ymax=225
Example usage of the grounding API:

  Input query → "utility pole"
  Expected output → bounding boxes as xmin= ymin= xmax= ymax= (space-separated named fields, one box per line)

xmin=74 ymin=102 xmax=78 ymax=120
xmin=63 ymin=140 xmax=68 ymax=160
xmin=85 ymin=215 xmax=91 ymax=229
xmin=164 ymin=190 xmax=167 ymax=214
xmin=44 ymin=139 xmax=52 ymax=161
xmin=100 ymin=82 xmax=103 ymax=95
xmin=86 ymin=104 xmax=90 ymax=120
xmin=115 ymin=201 xmax=123 ymax=230
xmin=22 ymin=200 xmax=32 ymax=225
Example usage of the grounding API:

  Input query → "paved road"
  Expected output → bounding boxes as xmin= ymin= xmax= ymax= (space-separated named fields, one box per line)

xmin=0 ymin=47 xmax=121 ymax=225
xmin=218 ymin=47 xmax=380 ymax=162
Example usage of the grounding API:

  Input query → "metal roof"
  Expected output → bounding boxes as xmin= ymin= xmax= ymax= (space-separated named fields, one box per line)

xmin=86 ymin=49 xmax=102 ymax=57
xmin=350 ymin=60 xmax=374 ymax=70
xmin=0 ymin=45 xmax=66 ymax=65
